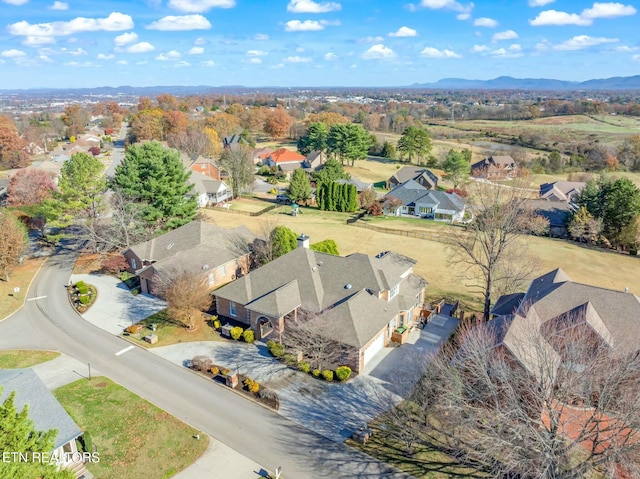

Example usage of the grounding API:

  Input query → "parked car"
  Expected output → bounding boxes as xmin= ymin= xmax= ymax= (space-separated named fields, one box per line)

xmin=276 ymin=194 xmax=290 ymax=204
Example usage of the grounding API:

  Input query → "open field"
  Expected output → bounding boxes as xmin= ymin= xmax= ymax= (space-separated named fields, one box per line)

xmin=54 ymin=377 xmax=208 ymax=479
xmin=203 ymin=203 xmax=640 ymax=311
xmin=0 ymin=350 xmax=60 ymax=369
xmin=0 ymin=257 xmax=47 ymax=321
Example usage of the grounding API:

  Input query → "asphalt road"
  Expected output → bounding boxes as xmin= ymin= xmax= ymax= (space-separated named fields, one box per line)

xmin=0 ymin=244 xmax=411 ymax=479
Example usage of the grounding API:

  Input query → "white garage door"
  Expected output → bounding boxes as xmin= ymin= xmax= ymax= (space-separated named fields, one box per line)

xmin=363 ymin=333 xmax=385 ymax=368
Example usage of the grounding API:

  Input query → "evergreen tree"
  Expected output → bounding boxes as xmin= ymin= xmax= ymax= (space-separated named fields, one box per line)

xmin=0 ymin=389 xmax=74 ymax=479
xmin=327 ymin=123 xmax=372 ymax=166
xmin=310 ymin=239 xmax=339 ymax=255
xmin=287 ymin=169 xmax=312 ymax=204
xmin=442 ymin=149 xmax=469 ymax=188
xmin=270 ymin=226 xmax=298 ymax=258
xmin=312 ymin=157 xmax=349 ymax=185
xmin=112 ymin=141 xmax=196 ymax=230
xmin=58 ymin=152 xmax=106 ymax=221
xmin=326 ymin=181 xmax=335 ymax=211
xmin=397 ymin=126 xmax=433 ymax=164
xmin=347 ymin=184 xmax=359 ymax=212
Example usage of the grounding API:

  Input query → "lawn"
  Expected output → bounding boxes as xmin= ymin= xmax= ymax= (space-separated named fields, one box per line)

xmin=54 ymin=377 xmax=208 ymax=479
xmin=0 ymin=350 xmax=60 ymax=369
xmin=123 ymin=309 xmax=223 ymax=348
xmin=227 ymin=197 xmax=275 ymax=213
xmin=0 ymin=257 xmax=47 ymax=321
xmin=201 ymin=206 xmax=640 ymax=312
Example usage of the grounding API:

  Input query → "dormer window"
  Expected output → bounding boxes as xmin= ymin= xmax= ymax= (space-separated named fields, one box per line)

xmin=389 ymin=283 xmax=400 ymax=301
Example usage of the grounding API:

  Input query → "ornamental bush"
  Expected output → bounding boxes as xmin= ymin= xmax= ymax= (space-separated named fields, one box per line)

xmin=298 ymin=361 xmax=310 ymax=373
xmin=322 ymin=370 xmax=334 ymax=382
xmin=335 ymin=365 xmax=352 ymax=382
xmin=282 ymin=353 xmax=297 ymax=366
xmin=210 ymin=366 xmax=220 ymax=375
xmin=268 ymin=342 xmax=285 ymax=358
xmin=75 ymin=280 xmax=86 ymax=289
xmin=243 ymin=329 xmax=255 ymax=343
xmin=312 ymin=369 xmax=321 ymax=378
xmin=76 ymin=283 xmax=89 ymax=295
xmin=79 ymin=295 xmax=89 ymax=305
xmin=243 ymin=377 xmax=260 ymax=393
xmin=230 ymin=326 xmax=243 ymax=340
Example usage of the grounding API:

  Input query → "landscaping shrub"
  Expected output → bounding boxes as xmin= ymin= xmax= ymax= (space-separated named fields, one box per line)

xmin=243 ymin=377 xmax=260 ymax=394
xmin=79 ymin=295 xmax=89 ymax=305
xmin=100 ymin=255 xmax=128 ymax=274
xmin=76 ymin=283 xmax=89 ymax=295
xmin=282 ymin=353 xmax=297 ymax=366
xmin=212 ymin=319 xmax=221 ymax=330
xmin=312 ymin=369 xmax=321 ymax=378
xmin=221 ymin=368 xmax=230 ymax=376
xmin=125 ymin=325 xmax=138 ymax=334
xmin=230 ymin=326 xmax=244 ymax=340
xmin=192 ymin=355 xmax=212 ymax=372
xmin=269 ymin=188 xmax=277 ymax=195
xmin=335 ymin=366 xmax=352 ymax=382
xmin=75 ymin=280 xmax=86 ymax=289
xmin=298 ymin=361 xmax=310 ymax=373
xmin=266 ymin=339 xmax=275 ymax=349
xmin=322 ymin=370 xmax=334 ymax=382
xmin=210 ymin=366 xmax=219 ymax=375
xmin=119 ymin=271 xmax=132 ymax=282
xmin=81 ymin=432 xmax=93 ymax=453
xmin=242 ymin=329 xmax=255 ymax=343
xmin=131 ymin=288 xmax=139 ymax=296
xmin=268 ymin=342 xmax=285 ymax=358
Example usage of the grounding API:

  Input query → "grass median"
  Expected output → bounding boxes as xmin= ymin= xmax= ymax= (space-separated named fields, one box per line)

xmin=0 ymin=350 xmax=60 ymax=369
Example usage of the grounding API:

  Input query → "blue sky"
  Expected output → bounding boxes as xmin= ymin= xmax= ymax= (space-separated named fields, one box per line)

xmin=0 ymin=0 xmax=639 ymax=89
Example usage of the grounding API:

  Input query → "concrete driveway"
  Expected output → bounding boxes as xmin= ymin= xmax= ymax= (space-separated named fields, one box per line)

xmin=153 ymin=313 xmax=459 ymax=443
xmin=71 ymin=273 xmax=166 ymax=335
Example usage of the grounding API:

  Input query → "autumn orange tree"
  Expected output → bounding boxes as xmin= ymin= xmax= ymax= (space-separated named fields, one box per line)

xmin=0 ymin=116 xmax=29 ymax=169
xmin=0 ymin=211 xmax=28 ymax=282
xmin=263 ymin=106 xmax=292 ymax=138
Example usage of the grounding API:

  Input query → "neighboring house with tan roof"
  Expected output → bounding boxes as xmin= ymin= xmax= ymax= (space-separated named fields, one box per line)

xmin=539 ymin=181 xmax=586 ymax=203
xmin=301 ymin=150 xmax=327 ymax=172
xmin=122 ymin=220 xmax=255 ymax=294
xmin=251 ymin=147 xmax=274 ymax=165
xmin=213 ymin=236 xmax=427 ymax=372
xmin=490 ymin=268 xmax=640 ymax=380
xmin=471 ymin=155 xmax=517 ymax=180
xmin=0 ymin=368 xmax=88 ymax=478
xmin=183 ymin=154 xmax=222 ymax=181
xmin=387 ymin=166 xmax=440 ymax=190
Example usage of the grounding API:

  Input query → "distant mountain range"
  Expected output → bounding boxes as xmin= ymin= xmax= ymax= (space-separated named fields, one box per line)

xmin=409 ymin=75 xmax=640 ymax=90
xmin=2 ymin=75 xmax=640 ymax=96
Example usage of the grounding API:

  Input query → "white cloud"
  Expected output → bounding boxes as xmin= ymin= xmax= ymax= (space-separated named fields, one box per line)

xmin=359 ymin=35 xmax=384 ymax=43
xmin=126 ymin=42 xmax=155 ymax=53
xmin=474 ymin=17 xmax=498 ymax=27
xmin=156 ymin=50 xmax=182 ymax=60
xmin=389 ymin=26 xmax=418 ymax=37
xmin=23 ymin=36 xmax=55 ymax=46
xmin=63 ymin=47 xmax=87 ymax=56
xmin=194 ymin=37 xmax=207 ymax=45
xmin=8 ymin=12 xmax=134 ymax=39
xmin=97 ymin=53 xmax=115 ymax=60
xmin=114 ymin=32 xmax=138 ymax=46
xmin=284 ymin=20 xmax=324 ymax=31
xmin=174 ymin=60 xmax=191 ymax=67
xmin=633 ymin=54 xmax=640 ymax=61
xmin=49 ymin=1 xmax=68 ymax=10
xmin=296 ymin=47 xmax=305 ymax=52
xmin=168 ymin=0 xmax=235 ymax=13
xmin=472 ymin=44 xmax=490 ymax=52
xmin=324 ymin=52 xmax=337 ymax=60
xmin=2 ymin=0 xmax=29 ymax=5
xmin=420 ymin=46 xmax=462 ymax=58
xmin=146 ymin=14 xmax=211 ymax=31
xmin=362 ymin=44 xmax=396 ymax=59
xmin=117 ymin=60 xmax=128 ymax=65
xmin=528 ymin=0 xmax=555 ymax=6
xmin=530 ymin=3 xmax=636 ymax=26
xmin=419 ymin=0 xmax=472 ymax=13
xmin=492 ymin=30 xmax=518 ymax=42
xmin=551 ymin=34 xmax=619 ymax=50
xmin=254 ymin=33 xmax=269 ymax=41
xmin=248 ymin=58 xmax=262 ymax=64
xmin=201 ymin=60 xmax=216 ymax=66
xmin=1 ymin=49 xmax=26 ymax=58
xmin=188 ymin=46 xmax=204 ymax=54
xmin=491 ymin=44 xmax=523 ymax=57
xmin=615 ymin=45 xmax=639 ymax=52
xmin=247 ymin=49 xmax=268 ymax=56
xmin=456 ymin=12 xmax=471 ymax=20
xmin=287 ymin=0 xmax=341 ymax=13
xmin=285 ymin=55 xmax=312 ymax=62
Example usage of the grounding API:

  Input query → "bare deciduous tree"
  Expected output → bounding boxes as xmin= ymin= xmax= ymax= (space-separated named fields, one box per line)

xmin=447 ymin=181 xmax=543 ymax=321
xmin=393 ymin=318 xmax=640 ymax=478
xmin=153 ymin=266 xmax=213 ymax=331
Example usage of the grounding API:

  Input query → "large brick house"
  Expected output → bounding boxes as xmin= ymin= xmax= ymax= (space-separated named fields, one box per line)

xmin=213 ymin=236 xmax=427 ymax=372
xmin=122 ymin=220 xmax=256 ymax=295
xmin=471 ymin=155 xmax=517 ymax=180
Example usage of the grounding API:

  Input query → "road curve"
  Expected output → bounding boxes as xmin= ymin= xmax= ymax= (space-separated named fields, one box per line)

xmin=0 ymin=245 xmax=412 ymax=479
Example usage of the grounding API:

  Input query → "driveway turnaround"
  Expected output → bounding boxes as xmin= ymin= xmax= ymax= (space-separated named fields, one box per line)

xmin=70 ymin=274 xmax=166 ymax=335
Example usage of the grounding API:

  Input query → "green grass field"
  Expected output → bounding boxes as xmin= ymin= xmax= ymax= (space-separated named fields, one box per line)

xmin=54 ymin=377 xmax=208 ymax=479
xmin=0 ymin=350 xmax=60 ymax=369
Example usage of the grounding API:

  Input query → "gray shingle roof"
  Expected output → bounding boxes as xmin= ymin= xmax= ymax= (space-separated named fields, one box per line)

xmin=539 ymin=181 xmax=586 ymax=202
xmin=385 ymin=180 xmax=465 ymax=213
xmin=214 ymin=248 xmax=425 ymax=348
xmin=389 ymin=166 xmax=440 ymax=187
xmin=494 ymin=268 xmax=640 ymax=377
xmin=0 ymin=369 xmax=82 ymax=450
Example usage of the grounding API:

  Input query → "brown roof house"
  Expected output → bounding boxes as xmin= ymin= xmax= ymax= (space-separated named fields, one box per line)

xmin=490 ymin=268 xmax=640 ymax=380
xmin=213 ymin=235 xmax=427 ymax=372
xmin=471 ymin=155 xmax=517 ymax=180
xmin=122 ymin=220 xmax=256 ymax=294
xmin=183 ymin=154 xmax=222 ymax=181
xmin=539 ymin=181 xmax=586 ymax=203
xmin=0 ymin=368 xmax=88 ymax=478
xmin=387 ymin=166 xmax=440 ymax=190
